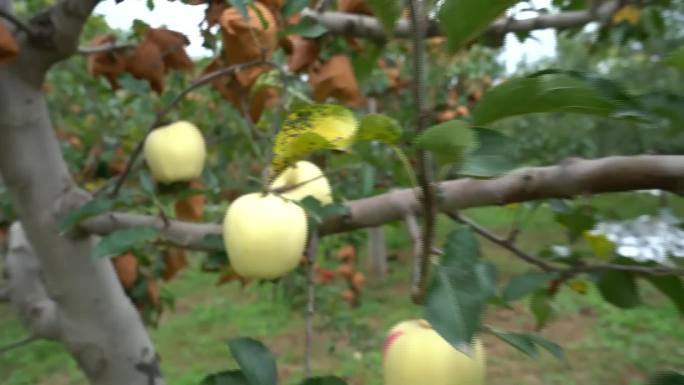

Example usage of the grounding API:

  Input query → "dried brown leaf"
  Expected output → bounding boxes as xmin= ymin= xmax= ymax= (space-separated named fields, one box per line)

xmin=219 ymin=2 xmax=278 ymax=65
xmin=174 ymin=180 xmax=206 ymax=221
xmin=283 ymin=35 xmax=319 ymax=73
xmin=339 ymin=0 xmax=372 ymax=15
xmin=125 ymin=39 xmax=166 ymax=94
xmin=162 ymin=247 xmax=188 ymax=281
xmin=309 ymin=54 xmax=364 ymax=107
xmin=112 ymin=252 xmax=138 ymax=289
xmin=0 ymin=23 xmax=19 ymax=64
xmin=145 ymin=28 xmax=194 ymax=71
xmin=86 ymin=35 xmax=127 ymax=90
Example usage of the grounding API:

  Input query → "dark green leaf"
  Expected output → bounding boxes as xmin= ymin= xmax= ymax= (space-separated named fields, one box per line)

xmin=146 ymin=0 xmax=154 ymax=10
xmin=299 ymin=376 xmax=347 ymax=385
xmin=489 ymin=329 xmax=563 ymax=360
xmin=553 ymin=204 xmax=596 ymax=242
xmin=131 ymin=19 xmax=150 ymax=38
xmin=460 ymin=127 xmax=517 ymax=177
xmin=356 ymin=114 xmax=402 ymax=145
xmin=282 ymin=0 xmax=310 ymax=18
xmin=93 ymin=226 xmax=160 ymax=259
xmin=60 ymin=198 xmax=115 ymax=234
xmin=200 ymin=370 xmax=249 ymax=385
xmin=203 ymin=251 xmax=230 ymax=271
xmin=299 ymin=197 xmax=350 ymax=229
xmin=414 ymin=120 xmax=477 ymax=165
xmin=139 ymin=171 xmax=156 ymax=196
xmin=425 ymin=227 xmax=497 ymax=353
xmin=228 ymin=337 xmax=277 ymax=385
xmin=366 ymin=0 xmax=402 ymax=34
xmin=597 ymin=270 xmax=641 ymax=309
xmin=198 ymin=234 xmax=226 ymax=251
xmin=642 ymin=274 xmax=684 ymax=315
xmin=360 ymin=163 xmax=375 ymax=196
xmin=437 ymin=0 xmax=518 ymax=52
xmin=529 ymin=290 xmax=555 ymax=330
xmin=503 ymin=272 xmax=557 ymax=302
xmin=285 ymin=19 xmax=328 ymax=38
xmin=472 ymin=73 xmax=621 ymax=126
xmin=646 ymin=371 xmax=684 ymax=385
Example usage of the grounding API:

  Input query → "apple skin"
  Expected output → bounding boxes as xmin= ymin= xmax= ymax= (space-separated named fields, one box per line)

xmin=143 ymin=121 xmax=206 ymax=184
xmin=383 ymin=319 xmax=486 ymax=385
xmin=223 ymin=193 xmax=308 ymax=279
xmin=269 ymin=161 xmax=332 ymax=204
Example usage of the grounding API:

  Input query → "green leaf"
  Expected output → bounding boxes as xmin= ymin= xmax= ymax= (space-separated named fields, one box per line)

xmin=583 ymin=232 xmax=615 ymax=260
xmin=203 ymin=251 xmax=229 ymax=271
xmin=553 ymin=204 xmax=596 ymax=242
xmin=472 ymin=73 xmax=621 ymax=126
xmin=93 ymin=226 xmax=160 ymax=259
xmin=529 ymin=290 xmax=555 ymax=330
xmin=437 ymin=0 xmax=518 ymax=52
xmin=228 ymin=337 xmax=277 ymax=385
xmin=502 ymin=272 xmax=557 ymax=302
xmin=60 ymin=198 xmax=115 ymax=234
xmin=229 ymin=0 xmax=251 ymax=19
xmin=414 ymin=120 xmax=477 ymax=165
xmin=460 ymin=127 xmax=516 ymax=177
xmin=366 ymin=0 xmax=402 ymax=34
xmin=131 ymin=19 xmax=150 ymax=38
xmin=646 ymin=371 xmax=684 ymax=385
xmin=282 ymin=0 xmax=310 ymax=18
xmin=146 ymin=0 xmax=155 ymax=10
xmin=642 ymin=274 xmax=684 ymax=315
xmin=299 ymin=197 xmax=350 ymax=229
xmin=356 ymin=114 xmax=402 ymax=145
xmin=597 ymin=270 xmax=641 ymax=309
xmin=285 ymin=19 xmax=328 ymax=38
xmin=198 ymin=234 xmax=226 ymax=251
xmin=425 ymin=227 xmax=497 ymax=353
xmin=662 ymin=46 xmax=684 ymax=72
xmin=299 ymin=376 xmax=347 ymax=385
xmin=139 ymin=171 xmax=156 ymax=196
xmin=200 ymin=370 xmax=249 ymax=385
xmin=489 ymin=329 xmax=563 ymax=359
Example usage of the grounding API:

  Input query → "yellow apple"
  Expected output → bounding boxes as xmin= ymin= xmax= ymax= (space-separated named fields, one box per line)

xmin=143 ymin=120 xmax=206 ymax=183
xmin=383 ymin=319 xmax=486 ymax=385
xmin=223 ymin=192 xmax=308 ymax=279
xmin=269 ymin=161 xmax=332 ymax=204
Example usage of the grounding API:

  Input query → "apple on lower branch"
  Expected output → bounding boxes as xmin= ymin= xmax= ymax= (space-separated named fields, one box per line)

xmin=383 ymin=319 xmax=486 ymax=385
xmin=222 ymin=192 xmax=308 ymax=280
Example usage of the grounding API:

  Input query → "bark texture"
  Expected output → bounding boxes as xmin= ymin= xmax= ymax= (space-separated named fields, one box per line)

xmin=0 ymin=1 xmax=163 ymax=384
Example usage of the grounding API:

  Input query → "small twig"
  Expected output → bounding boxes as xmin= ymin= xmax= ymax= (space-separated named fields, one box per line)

xmin=304 ymin=230 xmax=319 ymax=378
xmin=407 ymin=0 xmax=436 ymax=305
xmin=109 ymin=59 xmax=276 ymax=197
xmin=0 ymin=336 xmax=38 ymax=356
xmin=404 ymin=214 xmax=424 ymax=296
xmin=450 ymin=211 xmax=684 ymax=277
xmin=77 ymin=43 xmax=135 ymax=54
xmin=0 ymin=9 xmax=35 ymax=36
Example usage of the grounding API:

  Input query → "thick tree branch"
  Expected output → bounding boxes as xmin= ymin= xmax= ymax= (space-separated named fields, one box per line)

xmin=81 ymin=155 xmax=684 ymax=251
xmin=77 ymin=43 xmax=136 ymax=54
xmin=301 ymin=0 xmax=620 ymax=41
xmin=0 ymin=9 xmax=35 ymax=36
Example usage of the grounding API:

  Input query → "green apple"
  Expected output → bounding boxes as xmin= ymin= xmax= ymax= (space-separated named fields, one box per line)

xmin=383 ymin=319 xmax=486 ymax=385
xmin=269 ymin=161 xmax=332 ymax=204
xmin=143 ymin=120 xmax=206 ymax=184
xmin=223 ymin=192 xmax=308 ymax=279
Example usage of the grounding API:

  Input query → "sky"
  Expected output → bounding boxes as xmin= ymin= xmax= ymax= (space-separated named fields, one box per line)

xmin=94 ymin=0 xmax=557 ymax=73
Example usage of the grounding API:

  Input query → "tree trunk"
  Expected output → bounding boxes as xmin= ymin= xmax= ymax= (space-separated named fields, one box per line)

xmin=0 ymin=1 xmax=163 ymax=384
xmin=367 ymin=226 xmax=387 ymax=281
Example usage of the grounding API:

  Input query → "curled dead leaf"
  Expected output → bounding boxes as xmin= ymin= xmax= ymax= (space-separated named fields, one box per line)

xmin=309 ymin=54 xmax=364 ymax=107
xmin=206 ymin=0 xmax=229 ymax=27
xmin=216 ymin=267 xmax=250 ymax=287
xmin=162 ymin=247 xmax=188 ymax=281
xmin=220 ymin=3 xmax=278 ymax=65
xmin=86 ymin=35 xmax=127 ymax=90
xmin=126 ymin=39 xmax=166 ymax=94
xmin=112 ymin=252 xmax=139 ymax=289
xmin=174 ymin=180 xmax=206 ymax=221
xmin=0 ymin=23 xmax=19 ymax=64
xmin=339 ymin=0 xmax=372 ymax=15
xmin=351 ymin=271 xmax=366 ymax=290
xmin=145 ymin=28 xmax=194 ymax=71
xmin=337 ymin=244 xmax=356 ymax=262
xmin=282 ymin=35 xmax=320 ymax=73
xmin=146 ymin=277 xmax=160 ymax=306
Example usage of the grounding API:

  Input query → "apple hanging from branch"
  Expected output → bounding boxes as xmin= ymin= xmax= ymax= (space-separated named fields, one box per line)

xmin=269 ymin=160 xmax=332 ymax=204
xmin=143 ymin=120 xmax=207 ymax=184
xmin=383 ymin=319 xmax=486 ymax=385
xmin=222 ymin=193 xmax=308 ymax=279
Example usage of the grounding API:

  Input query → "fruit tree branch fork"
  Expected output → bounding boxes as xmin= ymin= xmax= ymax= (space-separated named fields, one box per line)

xmin=300 ymin=0 xmax=620 ymax=42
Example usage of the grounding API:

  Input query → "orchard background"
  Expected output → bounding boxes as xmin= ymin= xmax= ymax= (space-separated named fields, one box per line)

xmin=1 ymin=0 xmax=684 ymax=384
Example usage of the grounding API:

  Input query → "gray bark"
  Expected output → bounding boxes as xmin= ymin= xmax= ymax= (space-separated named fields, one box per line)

xmin=367 ymin=227 xmax=387 ymax=281
xmin=0 ymin=1 xmax=163 ymax=384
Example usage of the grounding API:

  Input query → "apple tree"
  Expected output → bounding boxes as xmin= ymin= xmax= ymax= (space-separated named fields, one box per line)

xmin=1 ymin=0 xmax=683 ymax=384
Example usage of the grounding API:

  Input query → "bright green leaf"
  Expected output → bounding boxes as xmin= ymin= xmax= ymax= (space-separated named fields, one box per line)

xmin=662 ymin=46 xmax=684 ymax=72
xmin=472 ymin=73 xmax=621 ymax=126
xmin=583 ymin=232 xmax=615 ymax=260
xmin=425 ymin=227 xmax=497 ymax=353
xmin=437 ymin=0 xmax=518 ymax=52
xmin=60 ymin=198 xmax=116 ymax=235
xmin=597 ymin=270 xmax=642 ymax=309
xmin=502 ymin=272 xmax=557 ymax=302
xmin=366 ymin=0 xmax=403 ymax=34
xmin=228 ymin=337 xmax=278 ymax=385
xmin=414 ymin=120 xmax=477 ymax=165
xmin=93 ymin=226 xmax=160 ymax=259
xmin=200 ymin=370 xmax=249 ymax=385
xmin=356 ymin=114 xmax=402 ymax=145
